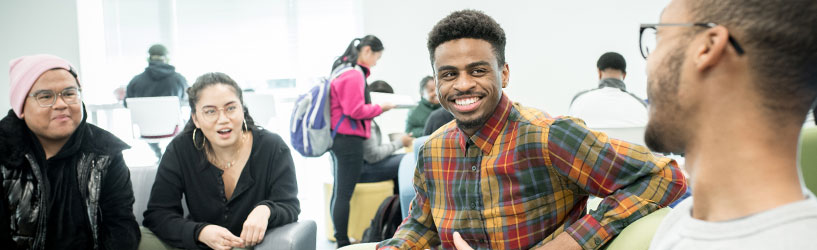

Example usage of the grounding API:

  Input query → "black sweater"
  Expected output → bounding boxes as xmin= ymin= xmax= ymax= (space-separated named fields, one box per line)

xmin=143 ymin=128 xmax=300 ymax=249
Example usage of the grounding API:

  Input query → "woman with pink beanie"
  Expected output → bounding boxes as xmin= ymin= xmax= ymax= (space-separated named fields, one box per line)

xmin=0 ymin=54 xmax=140 ymax=249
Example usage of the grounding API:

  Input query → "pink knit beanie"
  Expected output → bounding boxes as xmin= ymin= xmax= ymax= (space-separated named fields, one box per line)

xmin=8 ymin=54 xmax=79 ymax=118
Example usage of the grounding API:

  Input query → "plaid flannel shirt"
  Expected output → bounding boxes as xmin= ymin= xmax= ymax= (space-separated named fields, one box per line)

xmin=378 ymin=94 xmax=687 ymax=250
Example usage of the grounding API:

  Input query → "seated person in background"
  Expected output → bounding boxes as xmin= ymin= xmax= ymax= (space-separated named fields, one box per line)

xmin=142 ymin=72 xmax=300 ymax=250
xmin=362 ymin=80 xmax=414 ymax=186
xmin=0 ymin=54 xmax=140 ymax=249
xmin=379 ymin=10 xmax=686 ymax=250
xmin=125 ymin=44 xmax=188 ymax=104
xmin=405 ymin=76 xmax=441 ymax=137
xmin=422 ymin=106 xmax=455 ymax=136
xmin=125 ymin=44 xmax=189 ymax=160
xmin=399 ymin=99 xmax=454 ymax=218
xmin=645 ymin=0 xmax=817 ymax=249
xmin=568 ymin=52 xmax=647 ymax=128
xmin=369 ymin=80 xmax=393 ymax=93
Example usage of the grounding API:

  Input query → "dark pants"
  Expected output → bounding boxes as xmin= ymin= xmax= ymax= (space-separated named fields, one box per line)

xmin=330 ymin=134 xmax=401 ymax=247
xmin=330 ymin=134 xmax=364 ymax=246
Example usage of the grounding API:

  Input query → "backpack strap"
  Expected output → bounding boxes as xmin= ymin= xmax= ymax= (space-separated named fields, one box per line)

xmin=331 ymin=115 xmax=347 ymax=138
xmin=388 ymin=195 xmax=400 ymax=219
xmin=329 ymin=64 xmax=365 ymax=136
xmin=330 ymin=64 xmax=358 ymax=80
xmin=382 ymin=195 xmax=402 ymax=238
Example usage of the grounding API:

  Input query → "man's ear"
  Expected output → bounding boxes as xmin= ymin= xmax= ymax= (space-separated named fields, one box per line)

xmin=694 ymin=25 xmax=730 ymax=72
xmin=598 ymin=69 xmax=603 ymax=80
xmin=501 ymin=63 xmax=510 ymax=88
xmin=622 ymin=72 xmax=627 ymax=80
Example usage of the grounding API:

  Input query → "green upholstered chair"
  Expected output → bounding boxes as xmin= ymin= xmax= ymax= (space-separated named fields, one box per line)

xmin=800 ymin=126 xmax=817 ymax=194
xmin=603 ymin=207 xmax=671 ymax=250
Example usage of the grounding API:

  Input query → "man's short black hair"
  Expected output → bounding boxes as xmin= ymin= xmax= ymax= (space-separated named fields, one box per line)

xmin=688 ymin=0 xmax=817 ymax=117
xmin=597 ymin=52 xmax=626 ymax=73
xmin=369 ymin=80 xmax=394 ymax=94
xmin=427 ymin=9 xmax=507 ymax=67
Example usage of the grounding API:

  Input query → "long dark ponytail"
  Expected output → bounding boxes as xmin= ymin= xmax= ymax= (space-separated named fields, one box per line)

xmin=331 ymin=35 xmax=384 ymax=71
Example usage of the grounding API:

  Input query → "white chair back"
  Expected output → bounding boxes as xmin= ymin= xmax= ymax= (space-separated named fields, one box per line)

xmin=242 ymin=92 xmax=276 ymax=127
xmin=373 ymin=108 xmax=409 ymax=143
xmin=126 ymin=96 xmax=182 ymax=139
xmin=592 ymin=126 xmax=647 ymax=146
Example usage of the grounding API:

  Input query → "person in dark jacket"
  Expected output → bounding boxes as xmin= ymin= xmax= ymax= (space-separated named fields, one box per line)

xmin=125 ymin=44 xmax=189 ymax=160
xmin=405 ymin=76 xmax=441 ymax=137
xmin=0 ymin=54 xmax=140 ymax=250
xmin=142 ymin=72 xmax=300 ymax=250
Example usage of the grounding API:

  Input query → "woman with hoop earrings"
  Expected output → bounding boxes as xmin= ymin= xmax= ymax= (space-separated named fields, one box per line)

xmin=143 ymin=72 xmax=300 ymax=250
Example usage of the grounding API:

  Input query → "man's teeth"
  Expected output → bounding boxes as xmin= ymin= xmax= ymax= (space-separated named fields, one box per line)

xmin=455 ymin=97 xmax=479 ymax=106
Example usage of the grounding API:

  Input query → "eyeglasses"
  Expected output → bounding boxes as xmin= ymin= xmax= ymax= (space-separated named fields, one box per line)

xmin=27 ymin=87 xmax=82 ymax=107
xmin=198 ymin=104 xmax=242 ymax=122
xmin=639 ymin=23 xmax=745 ymax=59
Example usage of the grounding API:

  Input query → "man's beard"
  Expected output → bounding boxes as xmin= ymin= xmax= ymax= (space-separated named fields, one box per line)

xmin=645 ymin=47 xmax=688 ymax=154
xmin=456 ymin=109 xmax=494 ymax=131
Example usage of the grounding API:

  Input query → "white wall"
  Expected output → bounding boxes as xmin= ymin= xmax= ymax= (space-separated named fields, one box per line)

xmin=171 ymin=0 xmax=364 ymax=90
xmin=77 ymin=0 xmax=363 ymax=100
xmin=74 ymin=0 xmax=171 ymax=104
xmin=361 ymin=0 xmax=669 ymax=115
xmin=0 ymin=0 xmax=671 ymax=117
xmin=0 ymin=0 xmax=82 ymax=114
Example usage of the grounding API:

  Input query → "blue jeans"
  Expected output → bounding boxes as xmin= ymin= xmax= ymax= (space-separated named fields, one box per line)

xmin=359 ymin=154 xmax=403 ymax=183
xmin=398 ymin=136 xmax=429 ymax=218
xmin=397 ymin=153 xmax=416 ymax=218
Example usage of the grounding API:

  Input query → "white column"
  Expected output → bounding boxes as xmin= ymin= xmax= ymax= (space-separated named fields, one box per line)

xmin=157 ymin=0 xmax=178 ymax=55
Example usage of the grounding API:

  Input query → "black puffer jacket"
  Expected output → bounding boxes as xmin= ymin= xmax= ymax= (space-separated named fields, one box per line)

xmin=0 ymin=109 xmax=140 ymax=250
xmin=124 ymin=61 xmax=188 ymax=107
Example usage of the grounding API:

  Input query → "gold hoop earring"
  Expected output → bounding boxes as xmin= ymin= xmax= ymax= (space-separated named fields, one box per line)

xmin=193 ymin=128 xmax=205 ymax=150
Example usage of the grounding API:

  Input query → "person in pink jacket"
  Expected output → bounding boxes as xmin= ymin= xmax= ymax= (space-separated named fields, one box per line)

xmin=328 ymin=35 xmax=396 ymax=248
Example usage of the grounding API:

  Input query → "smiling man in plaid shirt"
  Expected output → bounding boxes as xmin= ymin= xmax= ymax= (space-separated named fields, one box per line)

xmin=376 ymin=10 xmax=687 ymax=250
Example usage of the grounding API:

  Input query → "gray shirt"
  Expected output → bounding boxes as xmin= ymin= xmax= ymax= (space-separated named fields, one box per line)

xmin=363 ymin=121 xmax=403 ymax=163
xmin=649 ymin=190 xmax=817 ymax=250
